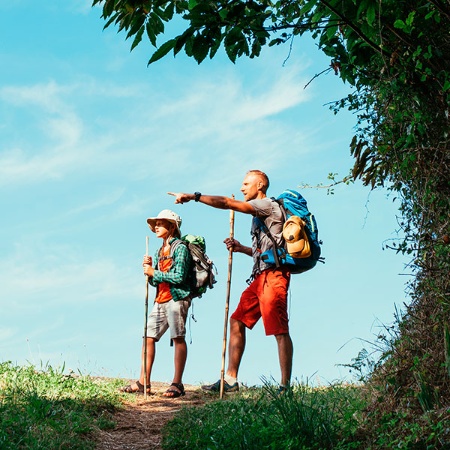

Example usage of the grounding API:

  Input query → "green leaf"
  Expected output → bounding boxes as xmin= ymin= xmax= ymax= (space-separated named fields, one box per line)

xmin=366 ymin=4 xmax=376 ymax=26
xmin=394 ymin=19 xmax=405 ymax=30
xmin=299 ymin=0 xmax=317 ymax=15
xmin=146 ymin=21 xmax=157 ymax=47
xmin=126 ymin=14 xmax=146 ymax=40
xmin=162 ymin=2 xmax=175 ymax=21
xmin=103 ymin=0 xmax=117 ymax=18
xmin=130 ymin=25 xmax=145 ymax=51
xmin=250 ymin=39 xmax=262 ymax=58
xmin=174 ymin=28 xmax=194 ymax=55
xmin=209 ymin=36 xmax=222 ymax=58
xmin=192 ymin=34 xmax=210 ymax=64
xmin=185 ymin=35 xmax=195 ymax=57
xmin=103 ymin=12 xmax=121 ymax=30
xmin=150 ymin=11 xmax=165 ymax=35
xmin=406 ymin=10 xmax=416 ymax=26
xmin=148 ymin=39 xmax=176 ymax=65
xmin=326 ymin=24 xmax=338 ymax=40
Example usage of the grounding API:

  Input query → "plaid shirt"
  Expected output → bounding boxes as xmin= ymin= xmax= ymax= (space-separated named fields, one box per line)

xmin=149 ymin=238 xmax=192 ymax=302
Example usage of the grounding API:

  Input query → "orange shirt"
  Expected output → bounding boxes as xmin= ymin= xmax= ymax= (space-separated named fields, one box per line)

xmin=155 ymin=247 xmax=173 ymax=304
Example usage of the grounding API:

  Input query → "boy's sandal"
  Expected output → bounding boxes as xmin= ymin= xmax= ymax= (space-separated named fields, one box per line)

xmin=120 ymin=380 xmax=152 ymax=395
xmin=163 ymin=382 xmax=185 ymax=398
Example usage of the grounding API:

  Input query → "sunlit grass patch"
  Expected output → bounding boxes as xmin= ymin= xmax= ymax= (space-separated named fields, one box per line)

xmin=162 ymin=378 xmax=367 ymax=449
xmin=0 ymin=361 xmax=123 ymax=449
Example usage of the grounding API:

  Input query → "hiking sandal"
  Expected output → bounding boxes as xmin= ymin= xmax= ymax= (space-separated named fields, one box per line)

xmin=163 ymin=382 xmax=185 ymax=398
xmin=120 ymin=380 xmax=152 ymax=395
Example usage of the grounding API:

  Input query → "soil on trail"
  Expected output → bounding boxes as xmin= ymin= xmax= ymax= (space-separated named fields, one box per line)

xmin=95 ymin=381 xmax=210 ymax=450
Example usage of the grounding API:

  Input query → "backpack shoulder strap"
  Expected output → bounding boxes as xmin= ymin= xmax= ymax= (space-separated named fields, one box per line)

xmin=254 ymin=199 xmax=284 ymax=268
xmin=169 ymin=238 xmax=185 ymax=257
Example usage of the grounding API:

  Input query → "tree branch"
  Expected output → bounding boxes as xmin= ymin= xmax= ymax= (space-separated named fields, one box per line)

xmin=319 ymin=0 xmax=392 ymax=58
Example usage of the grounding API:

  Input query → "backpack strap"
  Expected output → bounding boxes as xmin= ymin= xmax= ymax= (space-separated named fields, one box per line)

xmin=156 ymin=238 xmax=184 ymax=269
xmin=255 ymin=217 xmax=281 ymax=268
xmin=255 ymin=199 xmax=286 ymax=269
xmin=168 ymin=238 xmax=184 ymax=257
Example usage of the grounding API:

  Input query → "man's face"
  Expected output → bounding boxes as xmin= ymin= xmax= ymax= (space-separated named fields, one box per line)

xmin=240 ymin=173 xmax=260 ymax=201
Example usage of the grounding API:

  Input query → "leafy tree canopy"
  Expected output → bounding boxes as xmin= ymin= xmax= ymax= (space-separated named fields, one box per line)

xmin=92 ymin=0 xmax=449 ymax=188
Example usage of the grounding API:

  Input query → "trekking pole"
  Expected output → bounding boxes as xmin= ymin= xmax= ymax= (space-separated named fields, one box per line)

xmin=220 ymin=195 xmax=235 ymax=399
xmin=143 ymin=235 xmax=149 ymax=400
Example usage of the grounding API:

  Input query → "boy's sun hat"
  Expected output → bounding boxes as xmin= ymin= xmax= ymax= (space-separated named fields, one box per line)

xmin=147 ymin=209 xmax=182 ymax=234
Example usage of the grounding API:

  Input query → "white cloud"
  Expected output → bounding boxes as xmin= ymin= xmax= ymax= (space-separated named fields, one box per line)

xmin=0 ymin=63 xmax=318 ymax=193
xmin=0 ymin=146 xmax=80 ymax=185
xmin=0 ymin=242 xmax=141 ymax=312
xmin=66 ymin=189 xmax=126 ymax=216
xmin=0 ymin=81 xmax=70 ymax=113
xmin=68 ymin=0 xmax=93 ymax=15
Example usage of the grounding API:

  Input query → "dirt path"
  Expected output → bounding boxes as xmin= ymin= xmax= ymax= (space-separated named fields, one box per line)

xmin=95 ymin=381 xmax=209 ymax=450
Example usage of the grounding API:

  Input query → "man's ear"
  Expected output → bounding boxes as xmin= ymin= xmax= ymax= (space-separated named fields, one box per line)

xmin=257 ymin=180 xmax=263 ymax=191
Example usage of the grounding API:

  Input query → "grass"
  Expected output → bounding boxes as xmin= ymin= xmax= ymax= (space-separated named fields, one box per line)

xmin=3 ymin=361 xmax=448 ymax=449
xmin=0 ymin=361 xmax=124 ymax=449
xmin=161 ymin=378 xmax=367 ymax=450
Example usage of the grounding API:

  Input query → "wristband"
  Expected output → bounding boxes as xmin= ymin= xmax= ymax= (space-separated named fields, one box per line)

xmin=194 ymin=192 xmax=201 ymax=202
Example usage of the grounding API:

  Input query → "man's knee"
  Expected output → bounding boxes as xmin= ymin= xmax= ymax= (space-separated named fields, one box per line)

xmin=274 ymin=333 xmax=292 ymax=344
xmin=230 ymin=318 xmax=245 ymax=330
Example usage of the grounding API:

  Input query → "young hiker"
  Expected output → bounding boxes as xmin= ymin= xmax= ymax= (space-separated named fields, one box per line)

xmin=121 ymin=209 xmax=192 ymax=398
xmin=168 ymin=170 xmax=293 ymax=393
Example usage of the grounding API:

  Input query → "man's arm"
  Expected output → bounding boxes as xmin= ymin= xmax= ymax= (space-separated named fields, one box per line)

xmin=224 ymin=238 xmax=252 ymax=256
xmin=167 ymin=192 xmax=255 ymax=215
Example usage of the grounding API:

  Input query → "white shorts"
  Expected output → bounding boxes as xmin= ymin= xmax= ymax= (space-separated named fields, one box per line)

xmin=146 ymin=298 xmax=191 ymax=341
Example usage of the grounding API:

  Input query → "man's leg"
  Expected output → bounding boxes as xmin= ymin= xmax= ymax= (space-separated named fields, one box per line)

xmin=226 ymin=318 xmax=246 ymax=378
xmin=275 ymin=333 xmax=293 ymax=386
xmin=202 ymin=317 xmax=246 ymax=392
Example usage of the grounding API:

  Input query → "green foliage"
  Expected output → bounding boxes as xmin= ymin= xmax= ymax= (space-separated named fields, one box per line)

xmin=162 ymin=380 xmax=366 ymax=449
xmin=0 ymin=361 xmax=122 ymax=449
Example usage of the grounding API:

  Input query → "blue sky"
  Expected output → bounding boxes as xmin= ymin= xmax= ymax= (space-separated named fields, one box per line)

xmin=0 ymin=1 xmax=410 ymax=387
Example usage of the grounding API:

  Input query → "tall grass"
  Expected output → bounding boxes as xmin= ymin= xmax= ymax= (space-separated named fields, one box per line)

xmin=0 ymin=361 xmax=123 ymax=449
xmin=162 ymin=379 xmax=367 ymax=449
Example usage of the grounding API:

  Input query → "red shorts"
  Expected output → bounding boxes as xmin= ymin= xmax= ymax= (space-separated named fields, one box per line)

xmin=231 ymin=268 xmax=291 ymax=336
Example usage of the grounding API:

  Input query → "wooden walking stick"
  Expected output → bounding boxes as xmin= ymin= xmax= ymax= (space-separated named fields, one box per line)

xmin=220 ymin=196 xmax=235 ymax=399
xmin=143 ymin=235 xmax=149 ymax=400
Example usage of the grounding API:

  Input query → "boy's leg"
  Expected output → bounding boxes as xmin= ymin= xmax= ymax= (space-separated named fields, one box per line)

xmin=171 ymin=336 xmax=187 ymax=384
xmin=139 ymin=337 xmax=156 ymax=385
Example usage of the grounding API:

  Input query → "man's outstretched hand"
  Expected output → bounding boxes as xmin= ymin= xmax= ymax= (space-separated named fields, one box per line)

xmin=167 ymin=192 xmax=192 ymax=204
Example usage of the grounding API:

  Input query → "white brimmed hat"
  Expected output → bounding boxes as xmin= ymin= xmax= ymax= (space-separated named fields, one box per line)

xmin=147 ymin=209 xmax=182 ymax=234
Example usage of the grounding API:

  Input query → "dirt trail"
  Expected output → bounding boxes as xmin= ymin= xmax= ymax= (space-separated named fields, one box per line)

xmin=95 ymin=381 xmax=209 ymax=450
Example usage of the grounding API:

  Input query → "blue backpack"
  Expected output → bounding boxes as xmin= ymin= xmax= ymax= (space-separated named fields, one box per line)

xmin=258 ymin=189 xmax=323 ymax=274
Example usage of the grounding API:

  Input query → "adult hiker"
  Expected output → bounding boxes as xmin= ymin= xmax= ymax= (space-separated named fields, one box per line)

xmin=168 ymin=169 xmax=293 ymax=393
xmin=121 ymin=209 xmax=192 ymax=398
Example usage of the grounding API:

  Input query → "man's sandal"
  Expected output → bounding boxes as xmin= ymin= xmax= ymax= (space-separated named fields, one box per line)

xmin=163 ymin=382 xmax=185 ymax=398
xmin=120 ymin=380 xmax=152 ymax=395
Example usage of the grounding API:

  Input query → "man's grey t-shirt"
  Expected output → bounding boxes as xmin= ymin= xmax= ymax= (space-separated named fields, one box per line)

xmin=248 ymin=197 xmax=284 ymax=276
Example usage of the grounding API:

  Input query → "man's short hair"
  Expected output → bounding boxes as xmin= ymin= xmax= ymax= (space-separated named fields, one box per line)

xmin=247 ymin=170 xmax=270 ymax=193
